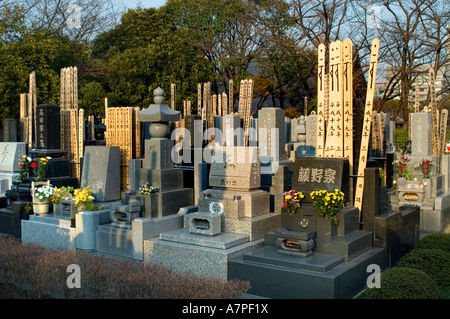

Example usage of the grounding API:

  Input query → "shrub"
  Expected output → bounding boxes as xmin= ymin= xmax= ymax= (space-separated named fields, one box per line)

xmin=415 ymin=233 xmax=450 ymax=253
xmin=395 ymin=128 xmax=409 ymax=150
xmin=396 ymin=248 xmax=450 ymax=293
xmin=361 ymin=267 xmax=441 ymax=299
xmin=0 ymin=237 xmax=250 ymax=299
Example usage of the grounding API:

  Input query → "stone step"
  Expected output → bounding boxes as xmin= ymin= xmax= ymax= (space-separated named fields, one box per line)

xmin=159 ymin=227 xmax=249 ymax=250
xmin=329 ymin=230 xmax=373 ymax=261
xmin=29 ymin=214 xmax=72 ymax=227
xmin=242 ymin=245 xmax=345 ymax=273
xmin=96 ymin=224 xmax=133 ymax=258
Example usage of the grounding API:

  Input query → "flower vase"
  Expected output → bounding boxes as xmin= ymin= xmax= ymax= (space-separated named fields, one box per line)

xmin=286 ymin=205 xmax=297 ymax=215
xmin=53 ymin=202 xmax=62 ymax=214
xmin=143 ymin=193 xmax=159 ymax=218
xmin=33 ymin=200 xmax=49 ymax=215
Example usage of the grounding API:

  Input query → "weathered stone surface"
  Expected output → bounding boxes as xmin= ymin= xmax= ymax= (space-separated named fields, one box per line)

xmin=258 ymin=108 xmax=286 ymax=161
xmin=411 ymin=112 xmax=432 ymax=156
xmin=80 ymin=146 xmax=121 ymax=201
xmin=209 ymin=146 xmax=260 ymax=190
xmin=137 ymin=88 xmax=180 ymax=123
xmin=142 ymin=139 xmax=174 ymax=170
xmin=0 ymin=142 xmax=26 ymax=172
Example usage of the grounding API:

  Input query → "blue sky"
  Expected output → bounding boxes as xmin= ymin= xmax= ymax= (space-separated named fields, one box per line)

xmin=122 ymin=0 xmax=167 ymax=9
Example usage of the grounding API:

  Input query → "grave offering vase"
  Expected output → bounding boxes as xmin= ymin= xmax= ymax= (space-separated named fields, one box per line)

xmin=30 ymin=181 xmax=51 ymax=215
xmin=33 ymin=200 xmax=49 ymax=215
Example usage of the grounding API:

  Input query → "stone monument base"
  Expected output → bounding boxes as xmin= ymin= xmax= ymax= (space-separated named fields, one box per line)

xmin=390 ymin=189 xmax=450 ymax=234
xmin=143 ymin=229 xmax=265 ymax=281
xmin=228 ymin=205 xmax=386 ymax=299
xmin=228 ymin=245 xmax=384 ymax=299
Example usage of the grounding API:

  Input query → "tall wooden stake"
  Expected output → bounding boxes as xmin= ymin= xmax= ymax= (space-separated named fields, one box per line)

xmin=316 ymin=43 xmax=326 ymax=157
xmin=354 ymin=38 xmax=380 ymax=217
xmin=415 ymin=82 xmax=420 ymax=113
xmin=439 ymin=109 xmax=448 ymax=174
xmin=229 ymin=79 xmax=234 ymax=113
xmin=430 ymin=68 xmax=440 ymax=157
xmin=326 ymin=40 xmax=344 ymax=158
xmin=342 ymin=38 xmax=354 ymax=205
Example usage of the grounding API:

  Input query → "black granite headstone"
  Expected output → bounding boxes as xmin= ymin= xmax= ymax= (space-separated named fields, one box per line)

xmin=361 ymin=167 xmax=380 ymax=232
xmin=184 ymin=114 xmax=202 ymax=147
xmin=2 ymin=118 xmax=17 ymax=142
xmin=292 ymin=156 xmax=349 ymax=203
xmin=36 ymin=104 xmax=60 ymax=150
xmin=386 ymin=152 xmax=395 ymax=189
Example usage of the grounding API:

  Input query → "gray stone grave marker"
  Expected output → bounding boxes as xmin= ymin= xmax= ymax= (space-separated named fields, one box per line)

xmin=411 ymin=112 xmax=432 ymax=157
xmin=80 ymin=145 xmax=121 ymax=201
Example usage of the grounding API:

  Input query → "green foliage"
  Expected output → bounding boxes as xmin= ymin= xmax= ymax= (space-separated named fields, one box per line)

xmin=396 ymin=248 xmax=450 ymax=293
xmin=284 ymin=106 xmax=301 ymax=119
xmin=415 ymin=233 xmax=450 ymax=253
xmin=91 ymin=7 xmax=211 ymax=110
xmin=0 ymin=31 xmax=73 ymax=120
xmin=395 ymin=128 xmax=409 ymax=150
xmin=78 ymin=81 xmax=107 ymax=118
xmin=360 ymin=267 xmax=441 ymax=299
xmin=0 ymin=3 xmax=26 ymax=45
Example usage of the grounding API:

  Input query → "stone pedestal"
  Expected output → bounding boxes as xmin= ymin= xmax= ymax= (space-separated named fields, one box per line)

xmin=229 ymin=204 xmax=385 ymax=299
xmin=143 ymin=146 xmax=280 ymax=280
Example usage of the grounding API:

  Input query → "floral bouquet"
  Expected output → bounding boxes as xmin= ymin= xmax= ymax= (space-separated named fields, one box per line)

xmin=310 ymin=189 xmax=345 ymax=225
xmin=18 ymin=155 xmax=32 ymax=182
xmin=282 ymin=190 xmax=304 ymax=215
xmin=415 ymin=158 xmax=433 ymax=177
xmin=73 ymin=186 xmax=95 ymax=212
xmin=34 ymin=157 xmax=51 ymax=182
xmin=139 ymin=183 xmax=159 ymax=195
xmin=445 ymin=142 xmax=450 ymax=154
xmin=49 ymin=186 xmax=74 ymax=204
xmin=34 ymin=184 xmax=55 ymax=202
xmin=393 ymin=153 xmax=412 ymax=180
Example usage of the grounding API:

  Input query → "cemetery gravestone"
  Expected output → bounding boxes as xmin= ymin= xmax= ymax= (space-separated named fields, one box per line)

xmin=143 ymin=145 xmax=280 ymax=280
xmin=2 ymin=118 xmax=17 ymax=142
xmin=291 ymin=156 xmax=350 ymax=203
xmin=135 ymin=88 xmax=193 ymax=218
xmin=0 ymin=142 xmax=26 ymax=195
xmin=258 ymin=108 xmax=287 ymax=164
xmin=80 ymin=146 xmax=121 ymax=202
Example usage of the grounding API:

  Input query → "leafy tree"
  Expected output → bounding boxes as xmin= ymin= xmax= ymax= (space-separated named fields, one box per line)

xmin=90 ymin=7 xmax=211 ymax=111
xmin=0 ymin=30 xmax=77 ymax=120
xmin=165 ymin=0 xmax=263 ymax=95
